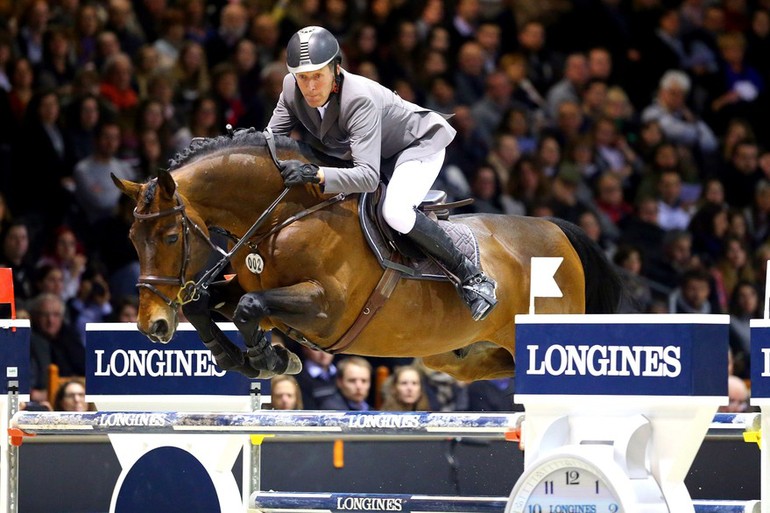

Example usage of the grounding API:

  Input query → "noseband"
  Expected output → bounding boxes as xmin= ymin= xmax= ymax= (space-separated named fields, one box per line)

xmin=133 ymin=192 xmax=223 ymax=309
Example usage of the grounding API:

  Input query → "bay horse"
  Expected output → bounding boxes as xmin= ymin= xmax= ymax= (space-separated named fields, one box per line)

xmin=113 ymin=130 xmax=622 ymax=381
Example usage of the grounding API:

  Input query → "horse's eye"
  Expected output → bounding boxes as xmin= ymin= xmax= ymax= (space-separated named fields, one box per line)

xmin=166 ymin=234 xmax=179 ymax=244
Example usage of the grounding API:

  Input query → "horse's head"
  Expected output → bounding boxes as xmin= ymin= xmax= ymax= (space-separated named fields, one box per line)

xmin=112 ymin=169 xmax=212 ymax=343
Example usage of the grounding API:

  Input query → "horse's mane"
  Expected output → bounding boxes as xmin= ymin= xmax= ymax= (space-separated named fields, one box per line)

xmin=168 ymin=128 xmax=349 ymax=171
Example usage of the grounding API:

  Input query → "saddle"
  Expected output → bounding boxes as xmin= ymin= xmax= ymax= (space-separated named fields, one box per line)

xmin=359 ymin=183 xmax=480 ymax=281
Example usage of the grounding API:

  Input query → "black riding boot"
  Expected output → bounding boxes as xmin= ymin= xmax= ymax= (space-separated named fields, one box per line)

xmin=406 ymin=212 xmax=498 ymax=321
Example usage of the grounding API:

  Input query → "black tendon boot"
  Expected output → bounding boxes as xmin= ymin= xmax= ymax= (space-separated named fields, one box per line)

xmin=406 ymin=212 xmax=498 ymax=321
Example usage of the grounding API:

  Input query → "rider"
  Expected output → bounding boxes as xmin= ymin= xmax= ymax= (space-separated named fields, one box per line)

xmin=268 ymin=26 xmax=497 ymax=321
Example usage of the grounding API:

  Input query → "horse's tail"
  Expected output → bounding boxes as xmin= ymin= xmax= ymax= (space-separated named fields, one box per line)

xmin=549 ymin=217 xmax=623 ymax=314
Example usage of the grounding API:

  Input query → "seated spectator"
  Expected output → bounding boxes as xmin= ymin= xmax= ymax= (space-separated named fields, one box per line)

xmin=33 ymin=264 xmax=65 ymax=300
xmin=270 ymin=375 xmax=304 ymax=410
xmin=294 ymin=345 xmax=338 ymax=410
xmin=728 ymin=280 xmax=760 ymax=379
xmin=53 ymin=378 xmax=93 ymax=411
xmin=668 ymin=268 xmax=714 ymax=314
xmin=381 ymin=365 xmax=430 ymax=412
xmin=613 ymin=245 xmax=653 ymax=313
xmin=641 ymin=70 xmax=718 ymax=158
xmin=688 ymin=202 xmax=729 ymax=263
xmin=73 ymin=121 xmax=137 ymax=226
xmin=0 ymin=220 xmax=36 ymax=309
xmin=69 ymin=271 xmax=113 ymax=342
xmin=464 ymin=378 xmax=517 ymax=412
xmin=656 ymin=169 xmax=694 ymax=231
xmin=29 ymin=292 xmax=85 ymax=403
xmin=416 ymin=360 xmax=468 ymax=412
xmin=318 ymin=356 xmax=372 ymax=411
xmin=718 ymin=374 xmax=750 ymax=413
xmin=646 ymin=229 xmax=696 ymax=295
xmin=108 ymin=295 xmax=138 ymax=323
xmin=36 ymin=226 xmax=87 ymax=302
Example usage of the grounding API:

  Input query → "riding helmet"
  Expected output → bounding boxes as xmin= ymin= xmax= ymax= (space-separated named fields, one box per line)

xmin=286 ymin=26 xmax=340 ymax=74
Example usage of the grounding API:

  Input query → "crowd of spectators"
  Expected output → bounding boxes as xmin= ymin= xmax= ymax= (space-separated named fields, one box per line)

xmin=2 ymin=0 xmax=768 ymax=411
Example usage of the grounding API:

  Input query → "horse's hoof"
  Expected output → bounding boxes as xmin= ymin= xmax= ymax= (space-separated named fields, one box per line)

xmin=284 ymin=352 xmax=303 ymax=375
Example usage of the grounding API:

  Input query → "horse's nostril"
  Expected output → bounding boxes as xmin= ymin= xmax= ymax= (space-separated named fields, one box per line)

xmin=151 ymin=319 xmax=169 ymax=337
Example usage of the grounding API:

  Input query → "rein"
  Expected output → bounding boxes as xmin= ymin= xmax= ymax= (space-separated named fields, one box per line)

xmin=135 ymin=128 xmax=343 ymax=310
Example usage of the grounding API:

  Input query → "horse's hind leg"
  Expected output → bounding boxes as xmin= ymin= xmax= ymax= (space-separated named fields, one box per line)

xmin=422 ymin=341 xmax=515 ymax=381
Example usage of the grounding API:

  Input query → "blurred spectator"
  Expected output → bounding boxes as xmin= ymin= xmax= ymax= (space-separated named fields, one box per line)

xmin=641 ymin=70 xmax=718 ymax=158
xmin=73 ymin=4 xmax=101 ymax=67
xmin=746 ymin=180 xmax=770 ymax=249
xmin=0 ymin=220 xmax=36 ymax=307
xmin=416 ymin=360 xmax=468 ymax=411
xmin=109 ymin=295 xmax=138 ymax=323
xmin=453 ymin=41 xmax=486 ymax=106
xmin=205 ymin=3 xmax=248 ymax=67
xmin=381 ymin=365 xmax=430 ymax=411
xmin=36 ymin=27 xmax=76 ymax=97
xmin=7 ymin=57 xmax=34 ymax=126
xmin=688 ymin=202 xmax=729 ymax=263
xmin=614 ymin=244 xmax=653 ymax=313
xmin=294 ymin=345 xmax=337 ymax=410
xmin=728 ymin=280 xmax=761 ymax=378
xmin=719 ymin=138 xmax=762 ymax=209
xmin=460 ymin=164 xmax=519 ymax=216
xmin=464 ymin=378 xmax=516 ymax=412
xmin=270 ymin=375 xmax=304 ymax=410
xmin=594 ymin=172 xmax=634 ymax=228
xmin=708 ymin=32 xmax=764 ymax=134
xmin=173 ymin=40 xmax=210 ymax=113
xmin=498 ymin=52 xmax=547 ymax=116
xmin=716 ymin=236 xmax=756 ymax=300
xmin=719 ymin=117 xmax=755 ymax=163
xmin=37 ymin=226 xmax=87 ymax=302
xmin=33 ymin=264 xmax=65 ymax=301
xmin=98 ymin=53 xmax=138 ymax=120
xmin=12 ymin=89 xmax=76 ymax=230
xmin=516 ymin=20 xmax=555 ymax=95
xmin=29 ymin=292 xmax=85 ymax=403
xmin=153 ymin=8 xmax=186 ymax=71
xmin=656 ymin=169 xmax=694 ymax=231
xmin=507 ymin=156 xmax=551 ymax=215
xmin=546 ymin=52 xmax=589 ymax=120
xmin=647 ymin=228 xmax=696 ymax=293
xmin=53 ymin=379 xmax=91 ymax=411
xmin=718 ymin=374 xmax=750 ymax=412
xmin=470 ymin=71 xmax=519 ymax=146
xmin=668 ymin=267 xmax=714 ymax=313
xmin=318 ymin=356 xmax=372 ymax=411
xmin=485 ymin=133 xmax=520 ymax=191
xmin=66 ymin=94 xmax=103 ymax=163
xmin=16 ymin=0 xmax=50 ymax=66
xmin=232 ymin=39 xmax=259 ymax=106
xmin=105 ymin=0 xmax=145 ymax=58
xmin=248 ymin=13 xmax=281 ymax=70
xmin=69 ymin=271 xmax=113 ymax=342
xmin=210 ymin=62 xmax=244 ymax=128
xmin=73 ymin=121 xmax=136 ymax=226
xmin=496 ymin=107 xmax=537 ymax=156
xmin=134 ymin=45 xmax=161 ymax=99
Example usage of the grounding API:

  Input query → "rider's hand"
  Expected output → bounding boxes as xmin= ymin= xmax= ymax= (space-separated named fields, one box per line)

xmin=280 ymin=160 xmax=321 ymax=186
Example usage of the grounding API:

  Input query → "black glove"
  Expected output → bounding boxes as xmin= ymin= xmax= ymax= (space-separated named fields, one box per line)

xmin=280 ymin=160 xmax=320 ymax=186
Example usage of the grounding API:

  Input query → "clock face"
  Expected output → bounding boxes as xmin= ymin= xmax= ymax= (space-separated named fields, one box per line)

xmin=507 ymin=457 xmax=624 ymax=513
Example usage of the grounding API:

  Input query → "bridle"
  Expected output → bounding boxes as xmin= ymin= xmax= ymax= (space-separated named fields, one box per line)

xmin=133 ymin=128 xmax=346 ymax=311
xmin=133 ymin=191 xmax=226 ymax=309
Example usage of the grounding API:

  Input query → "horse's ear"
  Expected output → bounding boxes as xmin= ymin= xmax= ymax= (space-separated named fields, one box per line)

xmin=111 ymin=173 xmax=141 ymax=202
xmin=156 ymin=169 xmax=177 ymax=199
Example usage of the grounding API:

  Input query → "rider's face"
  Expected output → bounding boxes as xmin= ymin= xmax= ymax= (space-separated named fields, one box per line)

xmin=294 ymin=64 xmax=335 ymax=108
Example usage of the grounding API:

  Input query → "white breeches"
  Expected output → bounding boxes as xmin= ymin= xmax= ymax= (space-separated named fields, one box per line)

xmin=381 ymin=149 xmax=445 ymax=234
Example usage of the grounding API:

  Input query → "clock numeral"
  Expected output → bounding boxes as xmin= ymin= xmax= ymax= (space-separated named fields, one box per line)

xmin=565 ymin=470 xmax=580 ymax=485
xmin=595 ymin=480 xmax=600 ymax=494
xmin=527 ymin=505 xmax=542 ymax=513
xmin=543 ymin=481 xmax=554 ymax=494
xmin=608 ymin=503 xmax=619 ymax=513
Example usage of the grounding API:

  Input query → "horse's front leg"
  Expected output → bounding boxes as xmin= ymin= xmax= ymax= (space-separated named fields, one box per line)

xmin=183 ymin=287 xmax=274 ymax=378
xmin=234 ymin=281 xmax=327 ymax=376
